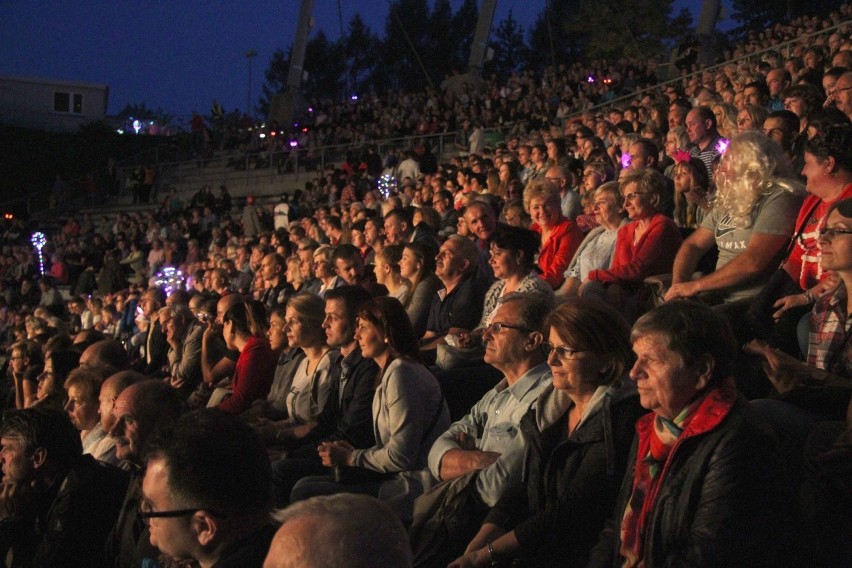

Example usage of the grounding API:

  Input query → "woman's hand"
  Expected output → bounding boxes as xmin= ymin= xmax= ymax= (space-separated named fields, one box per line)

xmin=447 ymin=549 xmax=488 ymax=568
xmin=318 ymin=440 xmax=355 ymax=467
xmin=772 ymin=293 xmax=809 ymax=320
xmin=743 ymin=340 xmax=810 ymax=393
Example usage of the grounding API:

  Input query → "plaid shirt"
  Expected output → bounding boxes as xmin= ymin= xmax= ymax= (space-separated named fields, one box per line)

xmin=808 ymin=284 xmax=852 ymax=376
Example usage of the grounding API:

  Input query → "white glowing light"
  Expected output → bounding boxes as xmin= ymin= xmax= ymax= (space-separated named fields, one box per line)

xmin=31 ymin=232 xmax=47 ymax=275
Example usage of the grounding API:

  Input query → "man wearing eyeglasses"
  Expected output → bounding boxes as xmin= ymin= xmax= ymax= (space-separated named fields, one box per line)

xmin=0 ymin=407 xmax=128 ymax=567
xmin=141 ymin=409 xmax=276 ymax=568
xmin=833 ymin=71 xmax=852 ymax=122
xmin=417 ymin=294 xmax=552 ymax=565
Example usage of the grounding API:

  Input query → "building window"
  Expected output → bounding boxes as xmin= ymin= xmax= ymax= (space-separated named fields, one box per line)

xmin=54 ymin=91 xmax=83 ymax=114
xmin=54 ymin=92 xmax=70 ymax=112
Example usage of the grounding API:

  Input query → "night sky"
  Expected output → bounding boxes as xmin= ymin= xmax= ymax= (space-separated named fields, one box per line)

xmin=1 ymin=1 xmax=714 ymax=123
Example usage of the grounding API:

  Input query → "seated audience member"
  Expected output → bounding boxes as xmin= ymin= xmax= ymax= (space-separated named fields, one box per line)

xmin=666 ymin=131 xmax=803 ymax=308
xmin=312 ymin=245 xmax=342 ymax=298
xmin=450 ymin=299 xmax=644 ymax=568
xmin=162 ymin=304 xmax=204 ymax=398
xmin=290 ymin=297 xmax=450 ymax=521
xmin=63 ymin=366 xmax=109 ymax=457
xmin=686 ymin=106 xmax=725 ymax=179
xmin=276 ymin=293 xmax=337 ymax=426
xmin=31 ymin=348 xmax=79 ymax=411
xmin=243 ymin=305 xmax=305 ymax=422
xmin=9 ymin=339 xmax=43 ymax=409
xmin=142 ymin=409 xmax=276 ymax=567
xmin=374 ymin=244 xmax=411 ymax=305
xmin=417 ymin=294 xmax=552 ymax=566
xmin=755 ymin=125 xmax=852 ymax=353
xmin=213 ymin=301 xmax=276 ymax=415
xmin=558 ymin=182 xmax=629 ymax=296
xmin=524 ymin=179 xmax=583 ymax=289
xmin=105 ymin=379 xmax=183 ymax=567
xmin=477 ymin=226 xmax=552 ymax=327
xmin=94 ymin=370 xmax=146 ymax=467
xmin=193 ymin=293 xmax=242 ymax=407
xmin=582 ymin=169 xmax=682 ymax=321
xmin=738 ymin=104 xmax=768 ymax=133
xmin=0 ymin=408 xmax=128 ymax=567
xmin=260 ymin=253 xmax=294 ymax=310
xmin=588 ymin=301 xmax=796 ymax=567
xmin=79 ymin=338 xmax=130 ymax=373
xmin=267 ymin=286 xmax=378 ymax=506
xmin=399 ymin=242 xmax=443 ymax=339
xmin=747 ymin=198 xmax=852 ymax=440
xmin=421 ymin=235 xmax=491 ymax=351
xmin=433 ymin=189 xmax=459 ymax=237
xmin=463 ymin=200 xmax=499 ymax=280
xmin=671 ymin=153 xmax=713 ymax=229
xmin=136 ymin=288 xmax=169 ymax=375
xmin=332 ymin=243 xmax=388 ymax=297
xmin=502 ymin=198 xmax=531 ymax=228
xmin=264 ymin=494 xmax=412 ymax=568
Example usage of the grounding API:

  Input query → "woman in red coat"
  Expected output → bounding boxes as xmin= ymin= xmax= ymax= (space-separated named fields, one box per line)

xmin=582 ymin=169 xmax=682 ymax=322
xmin=525 ymin=178 xmax=583 ymax=289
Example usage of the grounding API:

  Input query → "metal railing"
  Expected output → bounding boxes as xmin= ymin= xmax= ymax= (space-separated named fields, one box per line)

xmin=566 ymin=18 xmax=851 ymax=120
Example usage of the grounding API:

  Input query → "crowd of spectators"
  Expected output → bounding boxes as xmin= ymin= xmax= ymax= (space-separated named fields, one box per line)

xmin=1 ymin=5 xmax=852 ymax=568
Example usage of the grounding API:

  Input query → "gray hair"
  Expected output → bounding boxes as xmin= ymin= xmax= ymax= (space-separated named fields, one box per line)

xmin=270 ymin=494 xmax=412 ymax=568
xmin=499 ymin=292 xmax=555 ymax=333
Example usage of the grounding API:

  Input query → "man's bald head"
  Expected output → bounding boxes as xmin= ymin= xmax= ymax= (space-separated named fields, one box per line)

xmin=110 ymin=379 xmax=182 ymax=465
xmin=216 ymin=293 xmax=244 ymax=324
xmin=79 ymin=339 xmax=128 ymax=372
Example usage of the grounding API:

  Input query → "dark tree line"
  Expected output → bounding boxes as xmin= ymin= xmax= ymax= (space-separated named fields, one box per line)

xmin=256 ymin=0 xmax=842 ymax=115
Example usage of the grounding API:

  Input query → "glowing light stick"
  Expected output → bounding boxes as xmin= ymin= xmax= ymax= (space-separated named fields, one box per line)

xmin=31 ymin=232 xmax=46 ymax=275
xmin=620 ymin=153 xmax=632 ymax=169
xmin=153 ymin=266 xmax=185 ymax=297
xmin=378 ymin=174 xmax=398 ymax=200
xmin=715 ymin=138 xmax=730 ymax=155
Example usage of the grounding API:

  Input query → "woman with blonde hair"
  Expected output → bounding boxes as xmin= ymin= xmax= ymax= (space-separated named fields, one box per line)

xmin=665 ymin=131 xmax=803 ymax=305
xmin=524 ymin=179 xmax=584 ymax=289
xmin=711 ymin=102 xmax=739 ymax=139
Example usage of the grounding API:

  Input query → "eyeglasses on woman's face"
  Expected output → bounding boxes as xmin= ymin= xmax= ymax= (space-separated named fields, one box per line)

xmin=541 ymin=341 xmax=584 ymax=361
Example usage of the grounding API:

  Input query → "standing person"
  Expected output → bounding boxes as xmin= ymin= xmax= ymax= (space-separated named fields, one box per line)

xmin=290 ymin=297 xmax=450 ymax=521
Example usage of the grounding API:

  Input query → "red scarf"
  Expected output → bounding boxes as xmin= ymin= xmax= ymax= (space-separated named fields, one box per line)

xmin=618 ymin=379 xmax=736 ymax=566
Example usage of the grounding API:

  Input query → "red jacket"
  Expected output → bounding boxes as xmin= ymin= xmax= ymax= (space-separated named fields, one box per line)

xmin=587 ymin=213 xmax=681 ymax=284
xmin=532 ymin=218 xmax=584 ymax=288
xmin=218 ymin=336 xmax=276 ymax=415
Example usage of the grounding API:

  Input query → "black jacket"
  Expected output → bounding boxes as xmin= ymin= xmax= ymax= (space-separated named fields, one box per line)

xmin=588 ymin=394 xmax=799 ymax=568
xmin=485 ymin=381 xmax=646 ymax=567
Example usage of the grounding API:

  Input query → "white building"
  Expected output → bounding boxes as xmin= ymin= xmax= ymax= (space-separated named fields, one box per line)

xmin=0 ymin=75 xmax=109 ymax=132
